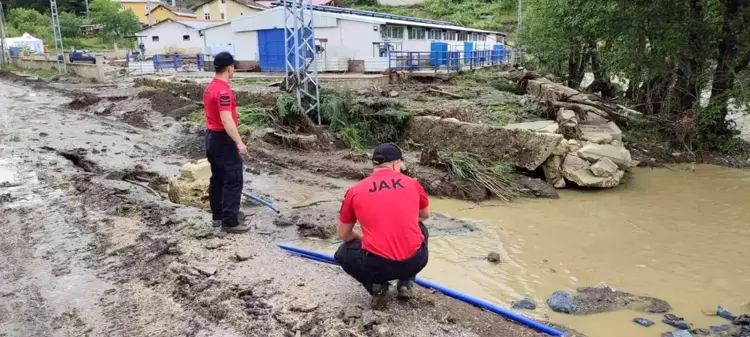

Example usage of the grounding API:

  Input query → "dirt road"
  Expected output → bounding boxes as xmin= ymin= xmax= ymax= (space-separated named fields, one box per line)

xmin=0 ymin=74 xmax=558 ymax=337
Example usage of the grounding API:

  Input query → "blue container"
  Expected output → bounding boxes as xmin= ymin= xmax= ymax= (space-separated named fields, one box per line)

xmin=9 ymin=47 xmax=21 ymax=57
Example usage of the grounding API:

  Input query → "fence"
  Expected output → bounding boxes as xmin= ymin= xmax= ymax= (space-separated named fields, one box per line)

xmin=125 ymin=53 xmax=206 ymax=75
xmin=387 ymin=49 xmax=512 ymax=72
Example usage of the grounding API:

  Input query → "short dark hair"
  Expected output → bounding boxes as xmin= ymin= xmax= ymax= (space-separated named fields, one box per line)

xmin=215 ymin=65 xmax=230 ymax=73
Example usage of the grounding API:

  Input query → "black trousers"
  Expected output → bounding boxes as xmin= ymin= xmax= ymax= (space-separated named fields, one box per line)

xmin=205 ymin=130 xmax=243 ymax=227
xmin=335 ymin=222 xmax=429 ymax=295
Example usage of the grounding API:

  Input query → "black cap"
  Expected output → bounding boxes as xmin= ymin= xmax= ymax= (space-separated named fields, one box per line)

xmin=214 ymin=52 xmax=238 ymax=69
xmin=372 ymin=143 xmax=403 ymax=165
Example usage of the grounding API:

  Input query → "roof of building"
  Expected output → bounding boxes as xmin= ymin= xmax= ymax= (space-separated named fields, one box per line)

xmin=235 ymin=5 xmax=505 ymax=35
xmin=151 ymin=3 xmax=197 ymax=17
xmin=190 ymin=0 xmax=268 ymax=11
xmin=137 ymin=18 xmax=221 ymax=32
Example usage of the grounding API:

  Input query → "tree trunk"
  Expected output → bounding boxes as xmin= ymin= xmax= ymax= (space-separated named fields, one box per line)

xmin=589 ymin=43 xmax=613 ymax=99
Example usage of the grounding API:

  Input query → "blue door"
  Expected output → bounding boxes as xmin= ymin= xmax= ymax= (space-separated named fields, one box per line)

xmin=464 ymin=42 xmax=474 ymax=66
xmin=258 ymin=29 xmax=286 ymax=72
xmin=258 ymin=28 xmax=314 ymax=72
xmin=430 ymin=42 xmax=448 ymax=67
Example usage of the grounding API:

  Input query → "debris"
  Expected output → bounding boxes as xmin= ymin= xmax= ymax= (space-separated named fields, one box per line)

xmin=511 ymin=297 xmax=537 ymax=310
xmin=426 ymin=87 xmax=464 ymax=99
xmin=547 ymin=291 xmax=575 ymax=314
xmin=192 ymin=263 xmax=218 ymax=277
xmin=662 ymin=318 xmax=691 ymax=330
xmin=486 ymin=251 xmax=501 ymax=264
xmin=235 ymin=249 xmax=254 ymax=261
xmin=290 ymin=300 xmax=319 ymax=313
xmin=717 ymin=305 xmax=737 ymax=321
xmin=124 ymin=179 xmax=161 ymax=198
xmin=633 ymin=318 xmax=655 ymax=327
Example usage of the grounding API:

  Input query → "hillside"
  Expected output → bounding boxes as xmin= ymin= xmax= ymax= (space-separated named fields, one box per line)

xmin=347 ymin=0 xmax=518 ymax=40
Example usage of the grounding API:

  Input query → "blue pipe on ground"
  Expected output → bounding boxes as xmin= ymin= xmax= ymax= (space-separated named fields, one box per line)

xmin=242 ymin=192 xmax=280 ymax=214
xmin=276 ymin=243 xmax=566 ymax=337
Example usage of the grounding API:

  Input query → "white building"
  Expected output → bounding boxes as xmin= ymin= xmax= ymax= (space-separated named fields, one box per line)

xmin=137 ymin=19 xmax=220 ymax=55
xmin=200 ymin=5 xmax=507 ymax=72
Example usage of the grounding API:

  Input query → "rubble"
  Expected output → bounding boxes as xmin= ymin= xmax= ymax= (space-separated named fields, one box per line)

xmin=168 ymin=159 xmax=211 ymax=210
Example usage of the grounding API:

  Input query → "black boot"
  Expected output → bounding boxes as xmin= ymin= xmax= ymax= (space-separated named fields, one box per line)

xmin=370 ymin=283 xmax=390 ymax=309
xmin=397 ymin=279 xmax=414 ymax=300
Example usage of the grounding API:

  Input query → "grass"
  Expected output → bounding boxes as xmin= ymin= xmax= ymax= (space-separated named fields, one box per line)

xmin=441 ymin=151 xmax=521 ymax=201
xmin=481 ymin=101 xmax=521 ymax=126
xmin=455 ymin=69 xmax=517 ymax=93
xmin=186 ymin=109 xmax=205 ymax=124
xmin=275 ymin=88 xmax=413 ymax=150
xmin=1 ymin=63 xmax=70 ymax=80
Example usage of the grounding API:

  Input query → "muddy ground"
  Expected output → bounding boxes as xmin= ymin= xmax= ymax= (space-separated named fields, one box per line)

xmin=0 ymin=71 xmax=584 ymax=337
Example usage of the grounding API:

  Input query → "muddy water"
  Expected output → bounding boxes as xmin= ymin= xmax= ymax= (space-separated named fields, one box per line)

xmin=299 ymin=165 xmax=750 ymax=336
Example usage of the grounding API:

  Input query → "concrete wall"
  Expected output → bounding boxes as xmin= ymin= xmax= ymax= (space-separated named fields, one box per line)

xmin=140 ymin=21 xmax=204 ymax=55
xmin=11 ymin=55 xmax=105 ymax=82
xmin=201 ymin=23 xmax=236 ymax=55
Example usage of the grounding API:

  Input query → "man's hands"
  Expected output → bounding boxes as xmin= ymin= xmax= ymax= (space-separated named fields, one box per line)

xmin=237 ymin=142 xmax=247 ymax=155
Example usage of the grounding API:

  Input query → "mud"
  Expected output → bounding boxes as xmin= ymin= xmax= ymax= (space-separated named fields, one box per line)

xmin=0 ymin=73 xmax=565 ymax=336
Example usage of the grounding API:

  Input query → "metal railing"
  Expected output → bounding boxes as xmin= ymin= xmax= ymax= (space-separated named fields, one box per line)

xmin=387 ymin=49 xmax=512 ymax=72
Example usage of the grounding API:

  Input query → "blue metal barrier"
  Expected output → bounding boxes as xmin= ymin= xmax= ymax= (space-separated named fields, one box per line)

xmin=387 ymin=49 xmax=512 ymax=72
xmin=153 ymin=53 xmax=184 ymax=72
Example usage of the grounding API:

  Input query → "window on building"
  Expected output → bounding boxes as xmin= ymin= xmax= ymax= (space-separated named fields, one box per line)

xmin=408 ymin=27 xmax=426 ymax=40
xmin=496 ymin=34 xmax=505 ymax=44
xmin=479 ymin=34 xmax=486 ymax=41
xmin=221 ymin=13 xmax=225 ymax=19
xmin=152 ymin=36 xmax=159 ymax=42
xmin=183 ymin=35 xmax=190 ymax=41
xmin=204 ymin=13 xmax=210 ymax=20
xmin=444 ymin=31 xmax=456 ymax=40
xmin=380 ymin=25 xmax=404 ymax=39
xmin=428 ymin=29 xmax=443 ymax=40
xmin=457 ymin=32 xmax=468 ymax=41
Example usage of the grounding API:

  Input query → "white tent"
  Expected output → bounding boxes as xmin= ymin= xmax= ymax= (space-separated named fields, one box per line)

xmin=2 ymin=33 xmax=45 ymax=54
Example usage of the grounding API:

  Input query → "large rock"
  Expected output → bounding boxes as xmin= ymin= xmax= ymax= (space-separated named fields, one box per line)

xmin=557 ymin=109 xmax=581 ymax=139
xmin=408 ymin=116 xmax=563 ymax=170
xmin=578 ymin=143 xmax=633 ymax=169
xmin=505 ymin=120 xmax=559 ymax=134
xmin=579 ymin=121 xmax=623 ymax=144
xmin=562 ymin=154 xmax=624 ymax=188
xmin=547 ymin=291 xmax=576 ymax=314
xmin=542 ymin=155 xmax=565 ymax=188
xmin=168 ymin=159 xmax=210 ymax=210
xmin=590 ymin=157 xmax=618 ymax=177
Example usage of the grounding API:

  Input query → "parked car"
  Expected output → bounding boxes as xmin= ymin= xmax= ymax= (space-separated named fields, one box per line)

xmin=68 ymin=50 xmax=96 ymax=64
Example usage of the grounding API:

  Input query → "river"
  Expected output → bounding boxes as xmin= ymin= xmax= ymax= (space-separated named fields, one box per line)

xmin=299 ymin=165 xmax=750 ymax=336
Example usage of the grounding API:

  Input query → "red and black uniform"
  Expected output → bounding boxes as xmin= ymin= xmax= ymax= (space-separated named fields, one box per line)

xmin=334 ymin=166 xmax=430 ymax=294
xmin=203 ymin=77 xmax=242 ymax=227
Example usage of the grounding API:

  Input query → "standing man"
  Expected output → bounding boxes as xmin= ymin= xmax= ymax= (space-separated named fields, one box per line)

xmin=334 ymin=143 xmax=430 ymax=309
xmin=203 ymin=52 xmax=250 ymax=233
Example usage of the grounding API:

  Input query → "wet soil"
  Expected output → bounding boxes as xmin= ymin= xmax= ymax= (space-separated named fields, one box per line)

xmin=0 ymin=72 xmax=567 ymax=336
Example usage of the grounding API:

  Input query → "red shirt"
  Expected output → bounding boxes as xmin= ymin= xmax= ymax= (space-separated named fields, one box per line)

xmin=203 ymin=78 xmax=237 ymax=131
xmin=339 ymin=169 xmax=429 ymax=261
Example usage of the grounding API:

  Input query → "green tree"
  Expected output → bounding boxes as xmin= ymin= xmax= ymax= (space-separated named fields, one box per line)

xmin=90 ymin=0 xmax=140 ymax=41
xmin=6 ymin=7 xmax=52 ymax=41
xmin=58 ymin=11 xmax=82 ymax=39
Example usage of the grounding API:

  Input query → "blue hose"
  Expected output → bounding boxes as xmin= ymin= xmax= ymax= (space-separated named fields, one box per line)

xmin=242 ymin=191 xmax=280 ymax=214
xmin=276 ymin=243 xmax=566 ymax=337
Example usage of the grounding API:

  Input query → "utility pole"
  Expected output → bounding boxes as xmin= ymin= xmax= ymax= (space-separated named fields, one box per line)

xmin=283 ymin=0 xmax=320 ymax=124
xmin=0 ymin=0 xmax=11 ymax=65
xmin=515 ymin=0 xmax=524 ymax=65
xmin=50 ymin=0 xmax=66 ymax=73
xmin=85 ymin=0 xmax=90 ymax=24
xmin=146 ymin=0 xmax=151 ymax=25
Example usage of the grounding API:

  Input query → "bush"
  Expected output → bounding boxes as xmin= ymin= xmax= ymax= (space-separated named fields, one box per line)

xmin=441 ymin=152 xmax=520 ymax=201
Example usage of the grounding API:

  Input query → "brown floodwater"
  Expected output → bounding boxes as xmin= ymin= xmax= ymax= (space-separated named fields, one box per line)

xmin=298 ymin=165 xmax=750 ymax=336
